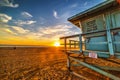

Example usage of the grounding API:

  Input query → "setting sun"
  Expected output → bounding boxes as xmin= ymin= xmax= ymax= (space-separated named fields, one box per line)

xmin=54 ymin=42 xmax=60 ymax=47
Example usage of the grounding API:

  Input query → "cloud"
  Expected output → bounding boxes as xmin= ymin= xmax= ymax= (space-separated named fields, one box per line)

xmin=21 ymin=11 xmax=33 ymax=18
xmin=0 ymin=24 xmax=17 ymax=35
xmin=37 ymin=24 xmax=80 ymax=40
xmin=39 ymin=24 xmax=72 ymax=34
xmin=53 ymin=10 xmax=59 ymax=19
xmin=13 ymin=12 xmax=36 ymax=26
xmin=0 ymin=13 xmax=12 ymax=23
xmin=24 ymin=32 xmax=44 ymax=40
xmin=0 ymin=22 xmax=80 ymax=45
xmin=12 ymin=26 xmax=30 ymax=34
xmin=39 ymin=17 xmax=46 ymax=24
xmin=4 ymin=28 xmax=17 ymax=35
xmin=26 ymin=20 xmax=36 ymax=24
xmin=0 ymin=0 xmax=19 ymax=8
xmin=84 ymin=2 xmax=88 ymax=6
xmin=0 ymin=23 xmax=29 ymax=35
xmin=11 ymin=26 xmax=43 ymax=40
xmin=14 ymin=20 xmax=36 ymax=26
xmin=70 ymin=3 xmax=78 ymax=8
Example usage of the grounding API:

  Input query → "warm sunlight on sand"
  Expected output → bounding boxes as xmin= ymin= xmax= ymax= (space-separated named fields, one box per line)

xmin=54 ymin=41 xmax=60 ymax=47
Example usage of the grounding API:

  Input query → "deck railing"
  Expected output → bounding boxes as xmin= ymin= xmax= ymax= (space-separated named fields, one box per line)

xmin=60 ymin=34 xmax=82 ymax=54
xmin=60 ymin=28 xmax=120 ymax=80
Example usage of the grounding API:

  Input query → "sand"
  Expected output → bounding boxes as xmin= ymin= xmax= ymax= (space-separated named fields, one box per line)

xmin=0 ymin=47 xmax=120 ymax=80
xmin=0 ymin=47 xmax=71 ymax=80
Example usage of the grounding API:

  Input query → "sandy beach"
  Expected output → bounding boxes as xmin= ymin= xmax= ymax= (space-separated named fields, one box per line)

xmin=0 ymin=47 xmax=72 ymax=80
xmin=0 ymin=47 xmax=120 ymax=80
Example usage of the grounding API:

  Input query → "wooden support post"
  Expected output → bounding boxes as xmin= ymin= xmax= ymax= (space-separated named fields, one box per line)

xmin=105 ymin=14 xmax=115 ymax=57
xmin=67 ymin=53 xmax=71 ymax=71
xmin=79 ymin=34 xmax=83 ymax=53
xmin=64 ymin=38 xmax=67 ymax=52
xmin=64 ymin=38 xmax=71 ymax=70
xmin=69 ymin=40 xmax=71 ymax=49
xmin=74 ymin=41 xmax=76 ymax=48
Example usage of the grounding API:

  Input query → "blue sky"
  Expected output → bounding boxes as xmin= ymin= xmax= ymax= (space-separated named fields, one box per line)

xmin=0 ymin=0 xmax=105 ymax=46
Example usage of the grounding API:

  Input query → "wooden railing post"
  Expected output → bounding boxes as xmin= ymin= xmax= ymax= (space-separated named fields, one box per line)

xmin=69 ymin=40 xmax=71 ymax=49
xmin=74 ymin=41 xmax=76 ymax=48
xmin=64 ymin=38 xmax=67 ymax=52
xmin=79 ymin=34 xmax=83 ymax=53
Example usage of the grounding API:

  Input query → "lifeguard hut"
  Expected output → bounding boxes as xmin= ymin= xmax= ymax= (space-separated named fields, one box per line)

xmin=60 ymin=0 xmax=120 ymax=79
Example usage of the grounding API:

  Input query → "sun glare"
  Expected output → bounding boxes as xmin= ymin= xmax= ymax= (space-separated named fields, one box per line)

xmin=54 ymin=42 xmax=60 ymax=47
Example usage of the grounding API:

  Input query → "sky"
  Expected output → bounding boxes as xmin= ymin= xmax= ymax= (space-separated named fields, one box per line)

xmin=0 ymin=0 xmax=105 ymax=46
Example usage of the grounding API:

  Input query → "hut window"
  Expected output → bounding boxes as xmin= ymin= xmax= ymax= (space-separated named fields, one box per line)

xmin=86 ymin=20 xmax=97 ymax=32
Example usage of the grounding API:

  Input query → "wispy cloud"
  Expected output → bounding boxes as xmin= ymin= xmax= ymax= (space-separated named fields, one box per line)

xmin=0 ymin=13 xmax=12 ymax=23
xmin=0 ymin=22 xmax=80 ymax=45
xmin=0 ymin=24 xmax=17 ymax=35
xmin=0 ymin=0 xmax=19 ymax=8
xmin=39 ymin=17 xmax=46 ymax=24
xmin=37 ymin=24 xmax=80 ymax=40
xmin=25 ymin=20 xmax=36 ymax=24
xmin=0 ymin=24 xmax=32 ymax=40
xmin=4 ymin=28 xmax=17 ymax=35
xmin=13 ymin=11 xmax=36 ymax=26
xmin=53 ymin=10 xmax=59 ymax=19
xmin=21 ymin=11 xmax=33 ymax=18
xmin=39 ymin=24 xmax=72 ymax=34
xmin=12 ymin=26 xmax=30 ymax=34
xmin=84 ymin=2 xmax=88 ymax=6
xmin=14 ymin=20 xmax=36 ymax=26
xmin=70 ymin=3 xmax=78 ymax=8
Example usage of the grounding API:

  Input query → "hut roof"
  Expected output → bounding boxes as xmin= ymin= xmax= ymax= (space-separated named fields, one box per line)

xmin=68 ymin=0 xmax=118 ymax=22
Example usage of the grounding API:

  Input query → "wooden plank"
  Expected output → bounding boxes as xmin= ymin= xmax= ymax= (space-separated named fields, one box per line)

xmin=69 ymin=56 xmax=120 ymax=80
xmin=60 ymin=34 xmax=79 ymax=39
xmin=71 ymin=71 xmax=91 ymax=80
xmin=93 ymin=65 xmax=120 ymax=71
xmin=71 ymin=64 xmax=120 ymax=71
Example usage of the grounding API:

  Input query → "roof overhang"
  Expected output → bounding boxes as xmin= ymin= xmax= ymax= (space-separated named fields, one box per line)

xmin=68 ymin=0 xmax=119 ymax=22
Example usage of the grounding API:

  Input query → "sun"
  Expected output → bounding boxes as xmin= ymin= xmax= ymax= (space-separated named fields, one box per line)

xmin=54 ymin=42 xmax=60 ymax=47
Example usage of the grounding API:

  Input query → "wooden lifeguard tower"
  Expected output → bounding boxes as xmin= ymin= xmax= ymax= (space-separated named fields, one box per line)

xmin=60 ymin=0 xmax=120 ymax=79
